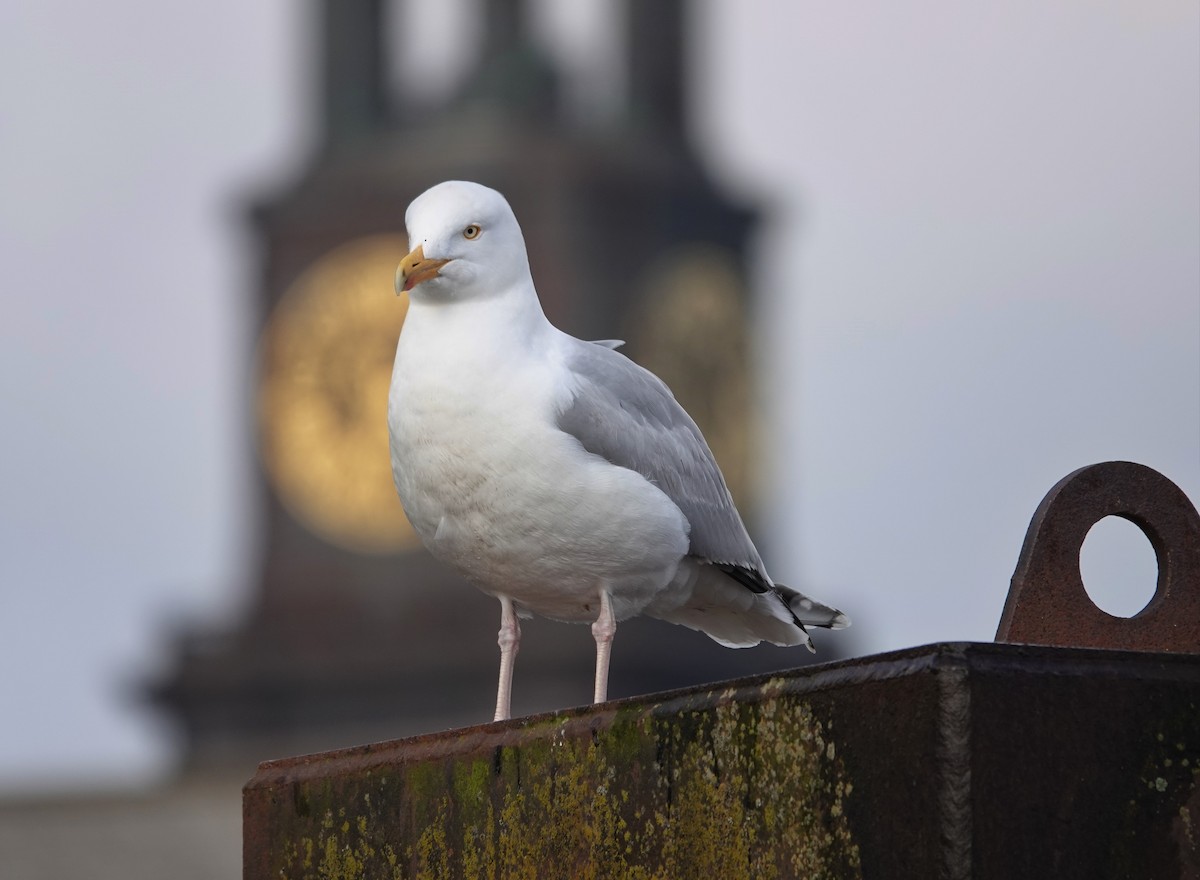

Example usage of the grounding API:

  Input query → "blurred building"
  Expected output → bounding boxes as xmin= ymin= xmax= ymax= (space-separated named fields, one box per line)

xmin=2 ymin=3 xmax=830 ymax=877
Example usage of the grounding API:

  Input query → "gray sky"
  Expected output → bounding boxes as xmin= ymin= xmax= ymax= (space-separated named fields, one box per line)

xmin=0 ymin=0 xmax=1196 ymax=792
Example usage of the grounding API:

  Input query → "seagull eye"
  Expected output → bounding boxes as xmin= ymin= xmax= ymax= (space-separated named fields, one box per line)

xmin=463 ymin=224 xmax=481 ymax=240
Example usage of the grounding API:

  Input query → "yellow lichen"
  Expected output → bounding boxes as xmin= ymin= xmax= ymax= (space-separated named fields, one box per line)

xmin=270 ymin=697 xmax=861 ymax=879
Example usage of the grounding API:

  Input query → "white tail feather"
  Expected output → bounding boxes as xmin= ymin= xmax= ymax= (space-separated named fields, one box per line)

xmin=645 ymin=561 xmax=814 ymax=650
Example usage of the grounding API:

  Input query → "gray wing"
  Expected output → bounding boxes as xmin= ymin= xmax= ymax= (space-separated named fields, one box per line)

xmin=557 ymin=338 xmax=767 ymax=578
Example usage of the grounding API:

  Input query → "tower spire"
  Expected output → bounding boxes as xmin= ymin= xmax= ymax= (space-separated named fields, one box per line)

xmin=320 ymin=0 xmax=387 ymax=146
xmin=628 ymin=0 xmax=687 ymax=140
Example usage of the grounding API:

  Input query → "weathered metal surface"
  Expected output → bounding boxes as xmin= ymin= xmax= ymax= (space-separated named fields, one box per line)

xmin=996 ymin=461 xmax=1200 ymax=653
xmin=243 ymin=643 xmax=1200 ymax=879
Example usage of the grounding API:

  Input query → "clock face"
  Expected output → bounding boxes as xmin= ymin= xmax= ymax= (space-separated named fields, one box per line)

xmin=257 ymin=234 xmax=420 ymax=554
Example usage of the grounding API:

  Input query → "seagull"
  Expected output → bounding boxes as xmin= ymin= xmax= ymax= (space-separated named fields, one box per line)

xmin=387 ymin=180 xmax=848 ymax=722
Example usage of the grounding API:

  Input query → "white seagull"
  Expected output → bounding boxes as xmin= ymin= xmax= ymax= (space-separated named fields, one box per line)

xmin=387 ymin=181 xmax=848 ymax=722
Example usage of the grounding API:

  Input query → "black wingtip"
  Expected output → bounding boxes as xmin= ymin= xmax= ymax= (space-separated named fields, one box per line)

xmin=713 ymin=563 xmax=772 ymax=594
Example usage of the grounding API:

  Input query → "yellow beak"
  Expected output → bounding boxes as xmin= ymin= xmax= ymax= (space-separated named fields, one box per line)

xmin=395 ymin=245 xmax=451 ymax=293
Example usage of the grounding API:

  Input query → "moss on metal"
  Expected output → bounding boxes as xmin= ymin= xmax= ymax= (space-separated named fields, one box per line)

xmin=1109 ymin=699 xmax=1200 ymax=875
xmin=271 ymin=690 xmax=861 ymax=879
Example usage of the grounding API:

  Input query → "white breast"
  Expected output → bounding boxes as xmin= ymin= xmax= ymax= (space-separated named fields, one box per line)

xmin=387 ymin=309 xmax=690 ymax=623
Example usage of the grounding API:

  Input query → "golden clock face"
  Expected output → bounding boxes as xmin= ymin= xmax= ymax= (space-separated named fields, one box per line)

xmin=257 ymin=234 xmax=419 ymax=554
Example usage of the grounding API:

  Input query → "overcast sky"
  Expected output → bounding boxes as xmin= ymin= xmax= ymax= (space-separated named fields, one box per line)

xmin=1 ymin=0 xmax=1196 ymax=792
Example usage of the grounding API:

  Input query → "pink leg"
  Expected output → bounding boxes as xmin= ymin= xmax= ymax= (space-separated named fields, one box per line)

xmin=591 ymin=589 xmax=616 ymax=705
xmin=494 ymin=596 xmax=520 ymax=722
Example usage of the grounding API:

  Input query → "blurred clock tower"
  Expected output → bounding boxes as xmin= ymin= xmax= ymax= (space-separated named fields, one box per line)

xmin=152 ymin=0 xmax=806 ymax=775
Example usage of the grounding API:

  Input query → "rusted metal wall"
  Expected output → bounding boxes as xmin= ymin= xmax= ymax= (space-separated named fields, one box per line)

xmin=243 ymin=643 xmax=1200 ymax=879
xmin=243 ymin=462 xmax=1200 ymax=878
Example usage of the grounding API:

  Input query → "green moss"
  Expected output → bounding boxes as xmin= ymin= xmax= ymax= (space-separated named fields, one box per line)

xmin=1109 ymin=702 xmax=1200 ymax=875
xmin=269 ymin=694 xmax=861 ymax=879
xmin=451 ymin=758 xmax=491 ymax=804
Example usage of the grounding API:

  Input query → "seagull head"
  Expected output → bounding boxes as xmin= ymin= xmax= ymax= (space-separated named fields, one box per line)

xmin=396 ymin=181 xmax=532 ymax=302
